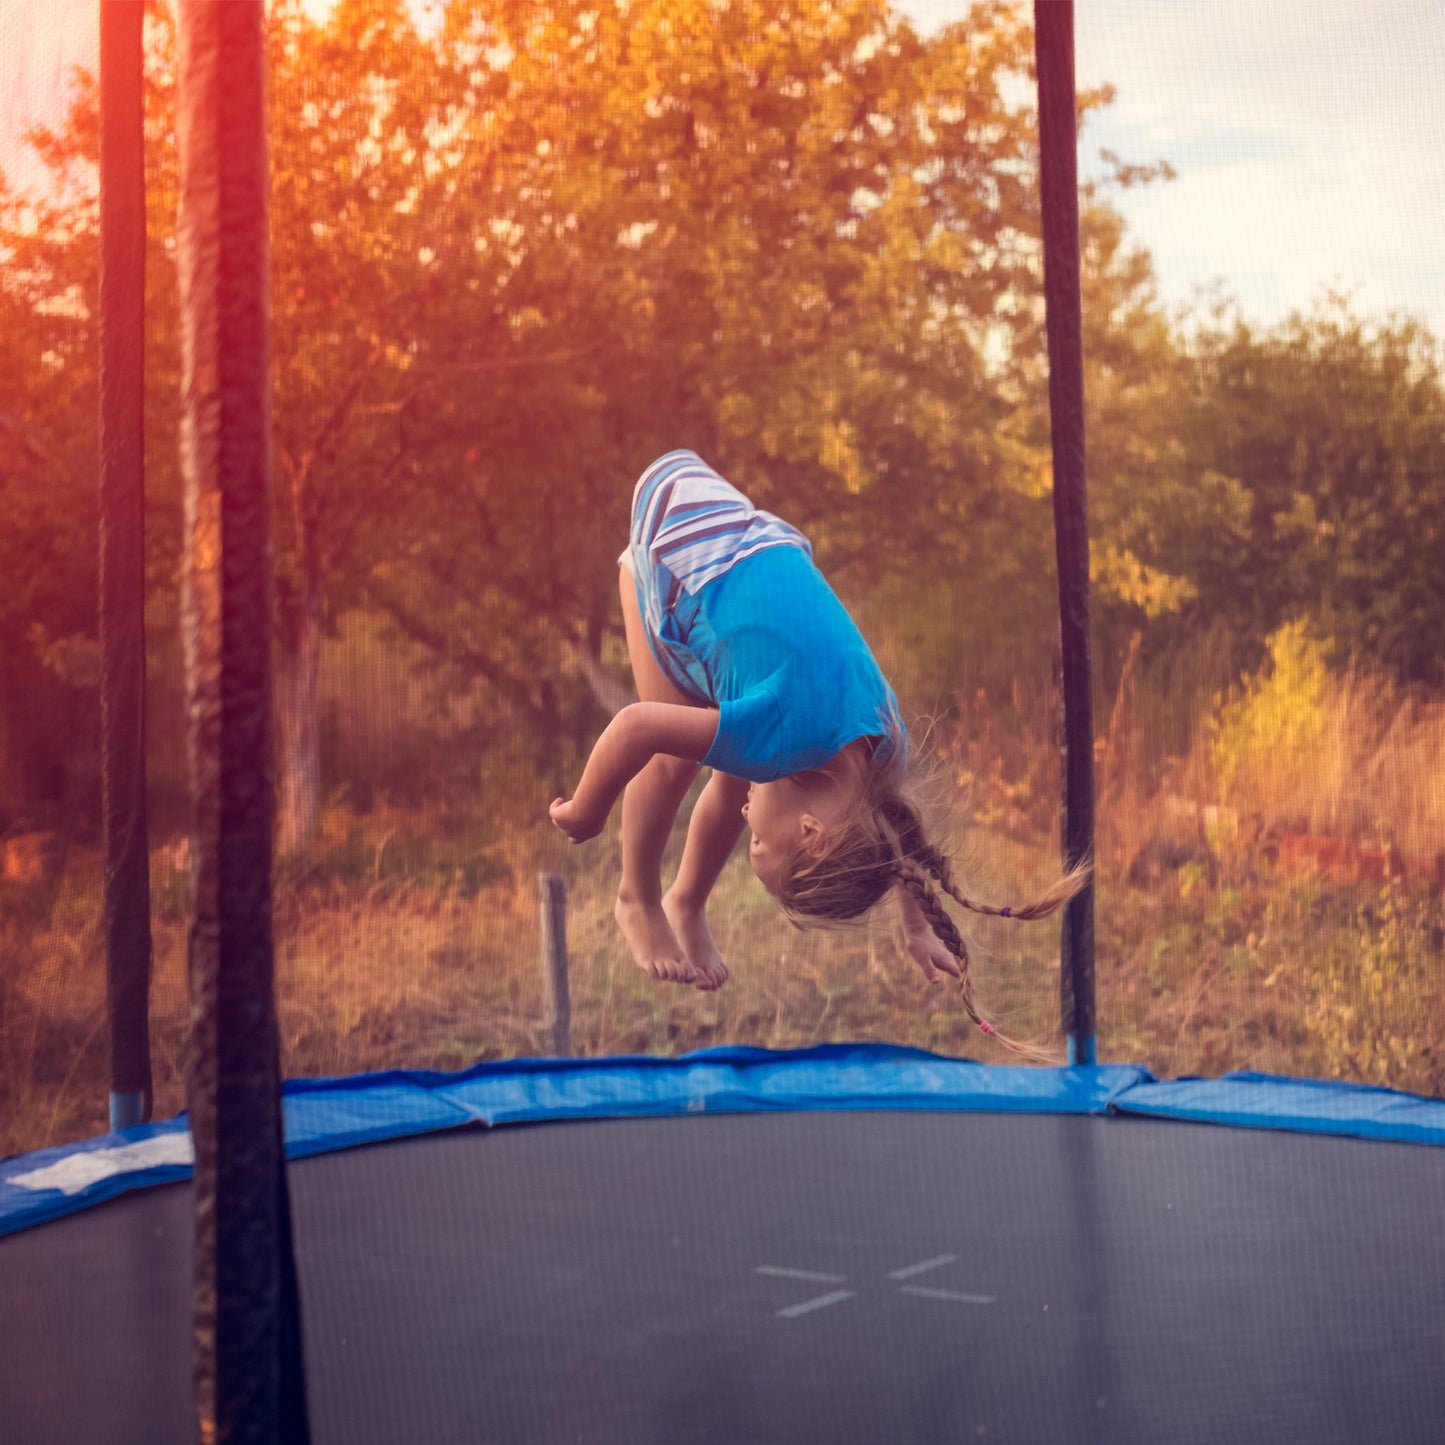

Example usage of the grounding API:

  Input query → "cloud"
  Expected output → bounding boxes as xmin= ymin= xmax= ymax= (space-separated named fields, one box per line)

xmin=1077 ymin=0 xmax=1445 ymax=335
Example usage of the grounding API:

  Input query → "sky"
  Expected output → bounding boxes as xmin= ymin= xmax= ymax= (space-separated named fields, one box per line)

xmin=3 ymin=0 xmax=1443 ymax=342
xmin=907 ymin=0 xmax=1445 ymax=340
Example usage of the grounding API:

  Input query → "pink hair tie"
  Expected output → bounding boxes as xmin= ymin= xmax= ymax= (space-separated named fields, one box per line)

xmin=978 ymin=1020 xmax=996 ymax=1035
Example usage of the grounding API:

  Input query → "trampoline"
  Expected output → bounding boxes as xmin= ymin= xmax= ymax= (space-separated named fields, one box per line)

xmin=5 ymin=1047 xmax=1445 ymax=1444
xmin=4 ymin=3 xmax=1445 ymax=1443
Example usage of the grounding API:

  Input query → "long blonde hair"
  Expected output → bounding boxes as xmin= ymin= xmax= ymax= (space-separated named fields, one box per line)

xmin=776 ymin=746 xmax=1090 ymax=1062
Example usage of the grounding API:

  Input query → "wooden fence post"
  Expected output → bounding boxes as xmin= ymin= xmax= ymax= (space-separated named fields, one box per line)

xmin=539 ymin=873 xmax=571 ymax=1056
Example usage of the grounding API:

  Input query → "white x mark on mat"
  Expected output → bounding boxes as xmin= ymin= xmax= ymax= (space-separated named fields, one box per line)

xmin=755 ymin=1254 xmax=995 ymax=1319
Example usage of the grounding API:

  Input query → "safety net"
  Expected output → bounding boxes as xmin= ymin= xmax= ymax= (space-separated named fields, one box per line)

xmin=1 ymin=4 xmax=1444 ymax=1438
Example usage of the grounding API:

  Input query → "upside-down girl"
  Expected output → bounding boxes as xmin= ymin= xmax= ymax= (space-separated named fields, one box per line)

xmin=549 ymin=451 xmax=1087 ymax=1055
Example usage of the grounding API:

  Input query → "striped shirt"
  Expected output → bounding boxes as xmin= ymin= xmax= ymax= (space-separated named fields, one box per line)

xmin=630 ymin=450 xmax=811 ymax=641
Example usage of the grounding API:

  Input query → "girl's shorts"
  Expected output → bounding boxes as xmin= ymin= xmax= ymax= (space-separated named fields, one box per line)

xmin=619 ymin=450 xmax=809 ymax=701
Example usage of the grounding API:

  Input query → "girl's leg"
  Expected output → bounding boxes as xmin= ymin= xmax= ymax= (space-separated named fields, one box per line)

xmin=615 ymin=564 xmax=703 ymax=984
xmin=663 ymin=769 xmax=750 ymax=990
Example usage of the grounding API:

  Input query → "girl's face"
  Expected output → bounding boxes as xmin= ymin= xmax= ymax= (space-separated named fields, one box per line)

xmin=741 ymin=772 xmax=853 ymax=896
xmin=740 ymin=780 xmax=803 ymax=895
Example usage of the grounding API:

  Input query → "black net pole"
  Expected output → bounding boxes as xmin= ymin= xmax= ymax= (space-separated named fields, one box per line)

xmin=99 ymin=0 xmax=154 ymax=1131
xmin=1033 ymin=0 xmax=1097 ymax=1065
xmin=176 ymin=2 xmax=310 ymax=1439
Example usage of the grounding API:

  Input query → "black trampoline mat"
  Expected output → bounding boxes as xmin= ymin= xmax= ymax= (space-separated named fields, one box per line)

xmin=4 ymin=1109 xmax=1445 ymax=1444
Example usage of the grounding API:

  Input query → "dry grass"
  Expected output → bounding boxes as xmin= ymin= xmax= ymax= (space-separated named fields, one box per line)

xmin=0 ymin=813 xmax=1069 ymax=1160
xmin=1092 ymin=633 xmax=1445 ymax=1093
xmin=4 ymin=646 xmax=1443 ymax=1163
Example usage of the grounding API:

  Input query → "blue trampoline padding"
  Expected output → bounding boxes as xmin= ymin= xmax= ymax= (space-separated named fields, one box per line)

xmin=280 ymin=1044 xmax=1147 ymax=1148
xmin=1118 ymin=1071 xmax=1445 ymax=1148
xmin=3 ymin=1043 xmax=1444 ymax=1238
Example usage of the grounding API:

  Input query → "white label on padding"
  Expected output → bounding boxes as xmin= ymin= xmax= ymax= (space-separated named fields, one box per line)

xmin=9 ymin=1132 xmax=194 ymax=1196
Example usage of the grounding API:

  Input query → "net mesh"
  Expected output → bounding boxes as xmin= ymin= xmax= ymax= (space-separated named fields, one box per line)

xmin=2 ymin=0 xmax=1443 ymax=1161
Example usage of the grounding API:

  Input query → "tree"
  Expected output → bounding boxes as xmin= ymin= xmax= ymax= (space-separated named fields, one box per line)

xmin=2 ymin=0 xmax=522 ymax=848
xmin=273 ymin=0 xmax=1090 ymax=799
xmin=0 ymin=0 xmax=1208 ymax=847
xmin=0 ymin=20 xmax=180 ymax=828
xmin=1145 ymin=295 xmax=1445 ymax=687
xmin=265 ymin=0 xmax=483 ymax=849
xmin=385 ymin=0 xmax=1107 ymax=721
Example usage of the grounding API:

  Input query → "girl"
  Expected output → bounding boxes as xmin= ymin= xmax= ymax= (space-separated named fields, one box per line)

xmin=549 ymin=450 xmax=1087 ymax=1051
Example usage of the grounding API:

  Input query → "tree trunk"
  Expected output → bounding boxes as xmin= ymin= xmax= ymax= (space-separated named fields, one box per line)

xmin=0 ymin=638 xmax=23 ymax=826
xmin=275 ymin=586 xmax=323 ymax=858
xmin=572 ymin=639 xmax=632 ymax=717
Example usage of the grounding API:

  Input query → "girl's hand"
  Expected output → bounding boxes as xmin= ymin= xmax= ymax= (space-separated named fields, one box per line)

xmin=549 ymin=796 xmax=603 ymax=844
xmin=896 ymin=886 xmax=962 ymax=984
xmin=904 ymin=927 xmax=962 ymax=985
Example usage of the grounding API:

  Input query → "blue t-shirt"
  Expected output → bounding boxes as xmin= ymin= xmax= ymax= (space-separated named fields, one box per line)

xmin=680 ymin=545 xmax=900 ymax=783
xmin=623 ymin=449 xmax=901 ymax=783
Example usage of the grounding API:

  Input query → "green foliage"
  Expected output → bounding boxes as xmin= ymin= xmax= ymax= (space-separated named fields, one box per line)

xmin=5 ymin=0 xmax=1444 ymax=858
xmin=1167 ymin=296 xmax=1445 ymax=685
xmin=1302 ymin=877 xmax=1440 ymax=1088
xmin=7 ymin=0 xmax=1113 ymax=830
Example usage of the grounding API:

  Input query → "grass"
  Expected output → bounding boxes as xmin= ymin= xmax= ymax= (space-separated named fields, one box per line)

xmin=4 ymin=635 xmax=1443 ymax=1162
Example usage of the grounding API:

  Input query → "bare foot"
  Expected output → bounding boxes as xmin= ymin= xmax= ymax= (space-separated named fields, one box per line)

xmin=614 ymin=893 xmax=696 ymax=985
xmin=663 ymin=889 xmax=730 ymax=992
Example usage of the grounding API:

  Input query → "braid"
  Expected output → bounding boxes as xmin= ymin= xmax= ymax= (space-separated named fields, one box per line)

xmin=895 ymin=861 xmax=966 ymax=956
xmin=895 ymin=860 xmax=976 ymax=1011
xmin=925 ymin=837 xmax=1090 ymax=923
xmin=878 ymin=786 xmax=1090 ymax=923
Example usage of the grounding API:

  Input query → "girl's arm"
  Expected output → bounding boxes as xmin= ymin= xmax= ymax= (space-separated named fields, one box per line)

xmin=549 ymin=701 xmax=718 ymax=843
